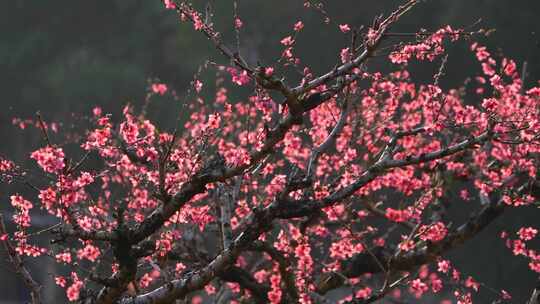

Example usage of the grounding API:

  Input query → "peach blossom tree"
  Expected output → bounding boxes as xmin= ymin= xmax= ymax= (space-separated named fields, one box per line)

xmin=1 ymin=1 xmax=540 ymax=303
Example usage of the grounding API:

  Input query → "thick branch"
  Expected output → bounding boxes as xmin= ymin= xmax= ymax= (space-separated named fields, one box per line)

xmin=120 ymin=205 xmax=275 ymax=304
xmin=273 ymin=130 xmax=491 ymax=219
xmin=92 ymin=226 xmax=138 ymax=304
xmin=53 ymin=226 xmax=116 ymax=242
xmin=307 ymin=99 xmax=350 ymax=178
xmin=316 ymin=191 xmax=508 ymax=294
xmin=130 ymin=84 xmax=350 ymax=243
xmin=132 ymin=0 xmax=419 ymax=246
xmin=0 ymin=214 xmax=42 ymax=304
xmin=218 ymin=186 xmax=234 ymax=250
xmin=123 ymin=127 xmax=494 ymax=303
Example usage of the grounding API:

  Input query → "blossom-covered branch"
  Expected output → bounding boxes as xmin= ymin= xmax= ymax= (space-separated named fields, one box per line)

xmin=0 ymin=214 xmax=42 ymax=304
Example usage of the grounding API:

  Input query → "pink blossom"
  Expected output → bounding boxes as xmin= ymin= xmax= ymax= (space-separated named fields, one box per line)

xmin=56 ymin=251 xmax=72 ymax=264
xmin=385 ymin=208 xmax=411 ymax=223
xmin=482 ymin=62 xmax=495 ymax=76
xmin=355 ymin=287 xmax=372 ymax=299
xmin=437 ymin=259 xmax=451 ymax=273
xmin=206 ymin=113 xmax=221 ymax=130
xmin=294 ymin=21 xmax=304 ymax=32
xmin=430 ymin=274 xmax=443 ymax=293
xmin=475 ymin=46 xmax=491 ymax=61
xmin=139 ymin=272 xmax=154 ymax=288
xmin=512 ymin=239 xmax=527 ymax=255
xmin=280 ymin=36 xmax=294 ymax=46
xmin=77 ymin=243 xmax=101 ymax=262
xmin=55 ymin=276 xmax=67 ymax=288
xmin=92 ymin=107 xmax=102 ymax=116
xmin=455 ymin=291 xmax=472 ymax=304
xmin=465 ymin=276 xmax=479 ymax=292
xmin=163 ymin=0 xmax=176 ymax=9
xmin=282 ymin=47 xmax=293 ymax=59
xmin=503 ymin=58 xmax=517 ymax=76
xmin=120 ymin=120 xmax=139 ymax=144
xmin=410 ymin=279 xmax=429 ymax=297
xmin=2 ymin=8 xmax=540 ymax=304
xmin=530 ymin=260 xmax=540 ymax=273
xmin=268 ymin=273 xmax=282 ymax=303
xmin=194 ymin=79 xmax=203 ymax=93
xmin=175 ymin=262 xmax=186 ymax=273
xmin=10 ymin=195 xmax=33 ymax=227
xmin=75 ymin=171 xmax=94 ymax=188
xmin=152 ymin=83 xmax=168 ymax=95
xmin=340 ymin=47 xmax=351 ymax=63
xmin=518 ymin=227 xmax=537 ymax=241
xmin=192 ymin=12 xmax=204 ymax=30
xmin=264 ymin=67 xmax=274 ymax=77
xmin=366 ymin=28 xmax=378 ymax=42
xmin=66 ymin=273 xmax=83 ymax=301
xmin=226 ymin=67 xmax=251 ymax=86
xmin=339 ymin=24 xmax=351 ymax=33
xmin=205 ymin=283 xmax=216 ymax=295
xmin=234 ymin=18 xmax=243 ymax=29
xmin=0 ymin=159 xmax=14 ymax=172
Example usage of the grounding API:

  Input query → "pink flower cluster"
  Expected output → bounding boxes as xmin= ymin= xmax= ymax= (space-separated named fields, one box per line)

xmin=268 ymin=271 xmax=282 ymax=303
xmin=120 ymin=119 xmax=140 ymax=145
xmin=11 ymin=195 xmax=33 ymax=227
xmin=77 ymin=243 xmax=101 ymax=262
xmin=30 ymin=146 xmax=65 ymax=174
xmin=226 ymin=67 xmax=251 ymax=86
xmin=330 ymin=233 xmax=364 ymax=260
xmin=163 ymin=0 xmax=175 ymax=10
xmin=56 ymin=251 xmax=72 ymax=264
xmin=66 ymin=273 xmax=83 ymax=301
xmin=385 ymin=208 xmax=411 ymax=223
xmin=518 ymin=227 xmax=538 ymax=241
xmin=151 ymin=83 xmax=168 ymax=95
xmin=0 ymin=158 xmax=14 ymax=172
xmin=294 ymin=21 xmax=304 ymax=32
xmin=418 ymin=222 xmax=448 ymax=242
xmin=82 ymin=116 xmax=112 ymax=153
xmin=504 ymin=227 xmax=540 ymax=273
xmin=389 ymin=26 xmax=461 ymax=64
xmin=234 ymin=18 xmax=243 ymax=29
xmin=140 ymin=270 xmax=160 ymax=288
xmin=339 ymin=24 xmax=351 ymax=33
xmin=14 ymin=234 xmax=45 ymax=257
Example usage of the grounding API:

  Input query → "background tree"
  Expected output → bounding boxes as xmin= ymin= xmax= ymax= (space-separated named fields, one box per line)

xmin=1 ymin=0 xmax=540 ymax=303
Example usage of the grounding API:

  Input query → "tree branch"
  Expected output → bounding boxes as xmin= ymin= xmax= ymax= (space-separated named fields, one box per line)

xmin=248 ymin=240 xmax=300 ymax=302
xmin=291 ymin=0 xmax=420 ymax=95
xmin=0 ymin=214 xmax=42 ymax=304
xmin=218 ymin=266 xmax=270 ymax=304
xmin=122 ymin=126 xmax=495 ymax=303
xmin=528 ymin=276 xmax=540 ymax=304
xmin=316 ymin=186 xmax=509 ymax=294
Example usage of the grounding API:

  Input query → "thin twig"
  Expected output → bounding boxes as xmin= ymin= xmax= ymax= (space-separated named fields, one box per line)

xmin=36 ymin=112 xmax=52 ymax=147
